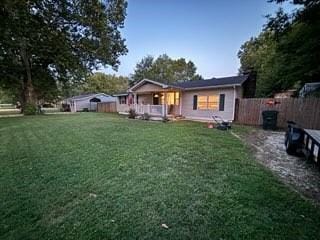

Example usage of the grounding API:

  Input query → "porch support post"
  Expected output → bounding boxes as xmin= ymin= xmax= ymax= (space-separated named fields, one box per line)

xmin=162 ymin=104 xmax=165 ymax=117
xmin=232 ymin=86 xmax=236 ymax=121
xmin=134 ymin=93 xmax=137 ymax=105
xmin=179 ymin=91 xmax=182 ymax=116
xmin=163 ymin=92 xmax=167 ymax=117
xmin=133 ymin=93 xmax=137 ymax=111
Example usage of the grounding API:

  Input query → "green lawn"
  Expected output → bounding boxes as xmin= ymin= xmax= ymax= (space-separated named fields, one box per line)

xmin=0 ymin=113 xmax=319 ymax=239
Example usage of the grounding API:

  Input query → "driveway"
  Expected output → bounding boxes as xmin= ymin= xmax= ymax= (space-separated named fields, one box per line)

xmin=234 ymin=128 xmax=320 ymax=204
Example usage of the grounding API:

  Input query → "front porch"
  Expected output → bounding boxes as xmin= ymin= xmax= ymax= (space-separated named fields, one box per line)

xmin=115 ymin=79 xmax=183 ymax=117
xmin=133 ymin=91 xmax=181 ymax=117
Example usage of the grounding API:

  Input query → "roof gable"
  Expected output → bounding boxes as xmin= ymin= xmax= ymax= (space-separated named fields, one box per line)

xmin=128 ymin=79 xmax=169 ymax=92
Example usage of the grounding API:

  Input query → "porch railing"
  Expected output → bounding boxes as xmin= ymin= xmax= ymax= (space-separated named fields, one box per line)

xmin=116 ymin=103 xmax=130 ymax=113
xmin=134 ymin=104 xmax=165 ymax=116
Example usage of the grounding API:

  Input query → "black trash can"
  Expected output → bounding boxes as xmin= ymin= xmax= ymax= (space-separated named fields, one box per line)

xmin=262 ymin=110 xmax=278 ymax=130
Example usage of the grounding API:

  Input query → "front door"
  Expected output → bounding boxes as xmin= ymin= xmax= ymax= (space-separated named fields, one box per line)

xmin=153 ymin=93 xmax=160 ymax=105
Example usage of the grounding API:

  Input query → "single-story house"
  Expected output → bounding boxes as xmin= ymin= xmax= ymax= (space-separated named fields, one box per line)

xmin=65 ymin=93 xmax=115 ymax=112
xmin=114 ymin=74 xmax=256 ymax=121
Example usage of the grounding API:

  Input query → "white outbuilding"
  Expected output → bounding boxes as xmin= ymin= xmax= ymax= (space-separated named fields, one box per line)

xmin=65 ymin=93 xmax=115 ymax=112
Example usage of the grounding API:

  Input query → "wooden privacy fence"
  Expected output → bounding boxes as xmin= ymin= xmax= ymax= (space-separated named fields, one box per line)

xmin=97 ymin=102 xmax=117 ymax=113
xmin=235 ymin=98 xmax=320 ymax=129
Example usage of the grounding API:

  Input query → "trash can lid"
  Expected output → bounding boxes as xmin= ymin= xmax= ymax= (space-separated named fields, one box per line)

xmin=262 ymin=110 xmax=278 ymax=116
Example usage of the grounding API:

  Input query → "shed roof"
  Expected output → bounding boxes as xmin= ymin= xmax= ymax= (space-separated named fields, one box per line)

xmin=67 ymin=93 xmax=111 ymax=101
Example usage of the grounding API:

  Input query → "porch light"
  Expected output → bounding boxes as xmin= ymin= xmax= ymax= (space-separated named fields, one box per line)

xmin=154 ymin=94 xmax=159 ymax=97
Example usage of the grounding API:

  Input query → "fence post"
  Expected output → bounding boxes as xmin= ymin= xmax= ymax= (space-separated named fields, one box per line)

xmin=234 ymin=98 xmax=239 ymax=121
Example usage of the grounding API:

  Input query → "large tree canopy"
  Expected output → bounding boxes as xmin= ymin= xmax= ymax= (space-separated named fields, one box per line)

xmin=81 ymin=72 xmax=128 ymax=95
xmin=0 ymin=0 xmax=127 ymax=110
xmin=238 ymin=0 xmax=320 ymax=97
xmin=132 ymin=54 xmax=203 ymax=84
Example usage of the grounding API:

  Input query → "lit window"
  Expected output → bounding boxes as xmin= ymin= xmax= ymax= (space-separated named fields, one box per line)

xmin=175 ymin=92 xmax=180 ymax=105
xmin=208 ymin=95 xmax=219 ymax=109
xmin=198 ymin=95 xmax=219 ymax=110
xmin=198 ymin=96 xmax=208 ymax=109
xmin=167 ymin=92 xmax=175 ymax=105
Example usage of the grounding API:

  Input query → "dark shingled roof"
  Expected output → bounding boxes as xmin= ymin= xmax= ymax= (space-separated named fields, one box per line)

xmin=171 ymin=75 xmax=249 ymax=89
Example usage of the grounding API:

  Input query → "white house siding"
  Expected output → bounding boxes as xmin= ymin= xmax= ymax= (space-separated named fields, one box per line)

xmin=236 ymin=86 xmax=243 ymax=98
xmin=181 ymin=87 xmax=238 ymax=121
xmin=137 ymin=94 xmax=153 ymax=104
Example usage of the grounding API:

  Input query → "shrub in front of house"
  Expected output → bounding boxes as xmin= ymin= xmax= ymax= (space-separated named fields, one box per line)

xmin=23 ymin=103 xmax=37 ymax=115
xmin=128 ymin=109 xmax=136 ymax=119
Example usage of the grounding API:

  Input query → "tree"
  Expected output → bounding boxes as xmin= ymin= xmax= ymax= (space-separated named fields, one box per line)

xmin=268 ymin=0 xmax=319 ymax=7
xmin=0 ymin=89 xmax=15 ymax=104
xmin=265 ymin=1 xmax=320 ymax=89
xmin=131 ymin=55 xmax=154 ymax=81
xmin=238 ymin=0 xmax=320 ymax=97
xmin=0 ymin=0 xmax=128 ymax=112
xmin=238 ymin=32 xmax=278 ymax=97
xmin=132 ymin=54 xmax=202 ymax=84
xmin=81 ymin=72 xmax=129 ymax=94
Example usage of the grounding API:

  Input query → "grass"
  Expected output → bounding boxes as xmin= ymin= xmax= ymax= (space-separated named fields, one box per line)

xmin=0 ymin=113 xmax=320 ymax=239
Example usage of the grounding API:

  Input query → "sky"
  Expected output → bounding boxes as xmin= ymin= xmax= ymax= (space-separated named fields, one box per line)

xmin=103 ymin=0 xmax=294 ymax=79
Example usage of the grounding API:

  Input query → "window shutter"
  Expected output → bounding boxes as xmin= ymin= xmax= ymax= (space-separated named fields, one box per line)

xmin=193 ymin=95 xmax=198 ymax=110
xmin=219 ymin=94 xmax=225 ymax=111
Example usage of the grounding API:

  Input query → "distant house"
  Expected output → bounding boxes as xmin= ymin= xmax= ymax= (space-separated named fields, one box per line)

xmin=65 ymin=93 xmax=115 ymax=112
xmin=299 ymin=82 xmax=320 ymax=97
xmin=114 ymin=74 xmax=256 ymax=121
xmin=274 ymin=89 xmax=297 ymax=98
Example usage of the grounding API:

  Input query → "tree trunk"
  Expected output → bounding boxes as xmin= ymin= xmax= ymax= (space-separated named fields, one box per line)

xmin=20 ymin=45 xmax=35 ymax=107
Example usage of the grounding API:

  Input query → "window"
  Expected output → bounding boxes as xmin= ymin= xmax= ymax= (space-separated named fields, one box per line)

xmin=198 ymin=96 xmax=208 ymax=109
xmin=208 ymin=96 xmax=219 ymax=109
xmin=165 ymin=92 xmax=179 ymax=105
xmin=197 ymin=95 xmax=219 ymax=110
xmin=119 ymin=96 xmax=127 ymax=104
xmin=219 ymin=94 xmax=225 ymax=111
xmin=193 ymin=95 xmax=197 ymax=110
xmin=175 ymin=92 xmax=180 ymax=105
xmin=166 ymin=92 xmax=175 ymax=105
